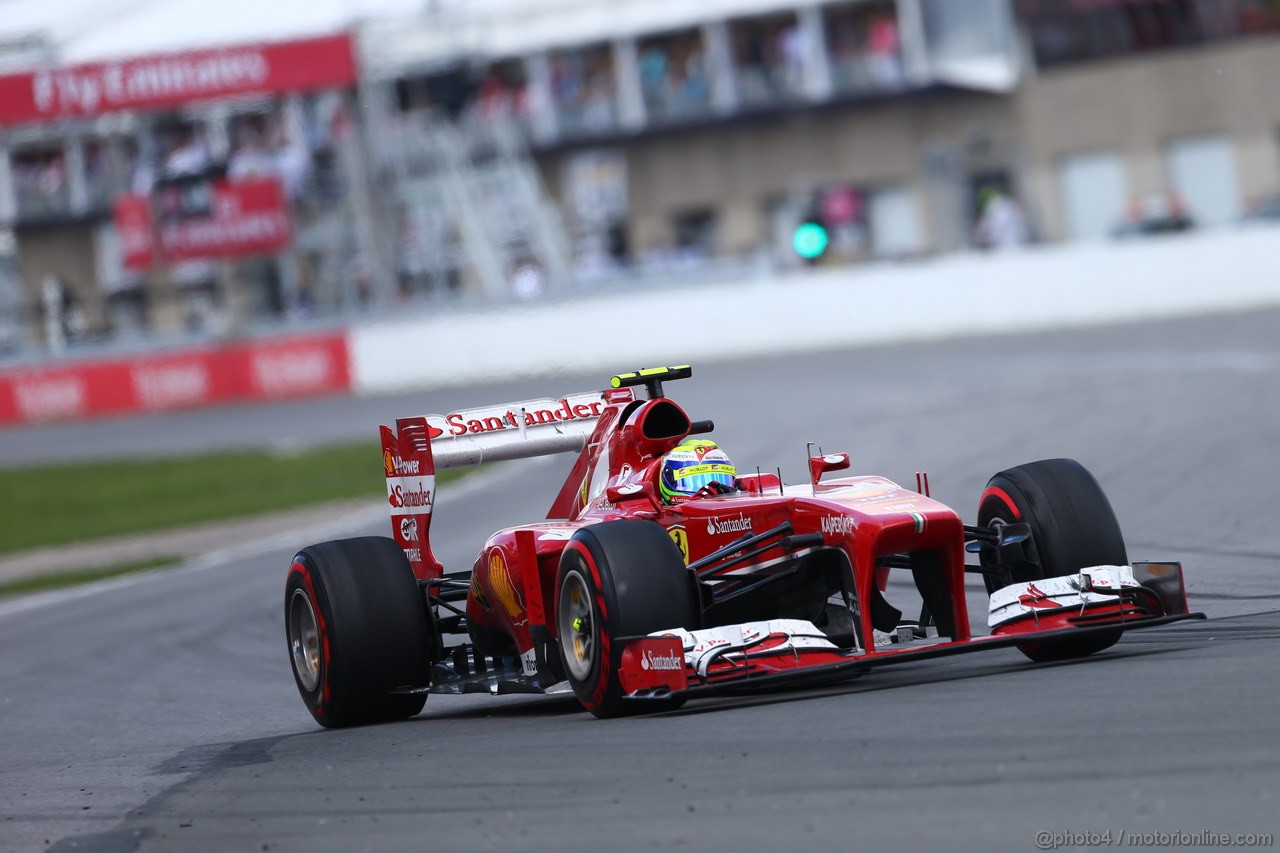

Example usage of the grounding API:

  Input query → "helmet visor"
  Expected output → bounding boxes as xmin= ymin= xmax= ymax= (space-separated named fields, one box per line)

xmin=671 ymin=463 xmax=736 ymax=495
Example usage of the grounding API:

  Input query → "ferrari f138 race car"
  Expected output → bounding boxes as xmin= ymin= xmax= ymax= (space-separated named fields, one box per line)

xmin=285 ymin=366 xmax=1201 ymax=725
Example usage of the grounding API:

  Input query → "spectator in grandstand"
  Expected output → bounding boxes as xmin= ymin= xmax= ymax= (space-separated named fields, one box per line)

xmin=476 ymin=65 xmax=529 ymax=121
xmin=124 ymin=140 xmax=155 ymax=195
xmin=551 ymin=54 xmax=585 ymax=111
xmin=778 ymin=20 xmax=808 ymax=94
xmin=827 ymin=6 xmax=902 ymax=94
xmin=640 ymin=35 xmax=711 ymax=120
xmin=827 ymin=13 xmax=862 ymax=74
xmin=11 ymin=149 xmax=72 ymax=217
xmin=226 ymin=108 xmax=311 ymax=199
xmin=510 ymin=258 xmax=546 ymax=300
xmin=550 ymin=49 xmax=617 ymax=132
xmin=37 ymin=153 xmax=66 ymax=198
xmin=735 ymin=24 xmax=776 ymax=102
xmin=83 ymin=142 xmax=112 ymax=207
xmin=294 ymin=272 xmax=317 ymax=318
xmin=581 ymin=54 xmax=616 ymax=131
xmin=477 ymin=72 xmax=505 ymax=118
xmin=228 ymin=125 xmax=276 ymax=182
xmin=734 ymin=16 xmax=806 ymax=102
xmin=164 ymin=127 xmax=211 ymax=177
xmin=1113 ymin=193 xmax=1195 ymax=238
xmin=680 ymin=45 xmax=710 ymax=106
xmin=273 ymin=104 xmax=312 ymax=200
xmin=41 ymin=273 xmax=85 ymax=349
xmin=974 ymin=188 xmax=1030 ymax=250
xmin=639 ymin=43 xmax=669 ymax=105
xmin=867 ymin=13 xmax=905 ymax=89
xmin=822 ymin=185 xmax=867 ymax=257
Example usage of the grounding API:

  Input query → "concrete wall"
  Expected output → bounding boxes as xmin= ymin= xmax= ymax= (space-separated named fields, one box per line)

xmin=350 ymin=223 xmax=1280 ymax=394
xmin=1017 ymin=38 xmax=1280 ymax=239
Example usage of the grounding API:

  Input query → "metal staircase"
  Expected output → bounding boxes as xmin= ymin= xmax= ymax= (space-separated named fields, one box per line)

xmin=384 ymin=112 xmax=571 ymax=300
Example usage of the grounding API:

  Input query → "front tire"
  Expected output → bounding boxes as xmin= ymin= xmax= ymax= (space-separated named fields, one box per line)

xmin=978 ymin=458 xmax=1128 ymax=663
xmin=285 ymin=537 xmax=434 ymax=728
xmin=556 ymin=520 xmax=699 ymax=718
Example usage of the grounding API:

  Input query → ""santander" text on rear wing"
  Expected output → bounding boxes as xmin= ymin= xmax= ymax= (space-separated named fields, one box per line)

xmin=378 ymin=389 xmax=632 ymax=579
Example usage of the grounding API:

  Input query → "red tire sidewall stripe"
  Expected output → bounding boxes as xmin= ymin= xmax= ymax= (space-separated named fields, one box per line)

xmin=565 ymin=540 xmax=612 ymax=710
xmin=981 ymin=485 xmax=1022 ymax=520
xmin=289 ymin=560 xmax=331 ymax=713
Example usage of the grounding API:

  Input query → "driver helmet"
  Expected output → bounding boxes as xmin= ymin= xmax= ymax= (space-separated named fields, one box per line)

xmin=659 ymin=439 xmax=737 ymax=502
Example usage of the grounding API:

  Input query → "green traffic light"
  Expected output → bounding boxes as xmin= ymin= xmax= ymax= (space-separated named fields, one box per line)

xmin=793 ymin=222 xmax=829 ymax=260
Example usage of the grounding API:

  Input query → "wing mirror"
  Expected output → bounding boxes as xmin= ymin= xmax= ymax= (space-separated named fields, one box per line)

xmin=808 ymin=452 xmax=850 ymax=485
xmin=606 ymin=479 xmax=661 ymax=510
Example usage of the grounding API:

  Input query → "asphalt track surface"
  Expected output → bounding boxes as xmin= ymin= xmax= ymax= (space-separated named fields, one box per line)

xmin=2 ymin=308 xmax=1279 ymax=852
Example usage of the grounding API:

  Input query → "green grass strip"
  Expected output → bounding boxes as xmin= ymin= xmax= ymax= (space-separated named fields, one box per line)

xmin=0 ymin=442 xmax=462 ymax=556
xmin=0 ymin=555 xmax=183 ymax=598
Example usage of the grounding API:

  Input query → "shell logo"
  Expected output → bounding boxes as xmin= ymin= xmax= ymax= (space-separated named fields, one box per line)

xmin=470 ymin=571 xmax=491 ymax=610
xmin=383 ymin=449 xmax=394 ymax=477
xmin=488 ymin=550 xmax=525 ymax=620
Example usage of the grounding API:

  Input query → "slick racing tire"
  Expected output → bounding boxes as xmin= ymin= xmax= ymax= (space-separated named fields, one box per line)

xmin=285 ymin=537 xmax=433 ymax=728
xmin=978 ymin=458 xmax=1128 ymax=663
xmin=556 ymin=520 xmax=699 ymax=718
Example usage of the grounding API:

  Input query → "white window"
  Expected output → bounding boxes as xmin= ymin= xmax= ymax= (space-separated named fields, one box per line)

xmin=1058 ymin=150 xmax=1129 ymax=241
xmin=868 ymin=185 xmax=924 ymax=257
xmin=1165 ymin=136 xmax=1241 ymax=227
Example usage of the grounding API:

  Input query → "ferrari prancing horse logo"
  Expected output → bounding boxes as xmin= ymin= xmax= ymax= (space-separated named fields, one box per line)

xmin=667 ymin=525 xmax=689 ymax=564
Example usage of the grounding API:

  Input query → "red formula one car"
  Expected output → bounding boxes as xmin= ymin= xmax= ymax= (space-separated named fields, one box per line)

xmin=285 ymin=366 xmax=1201 ymax=726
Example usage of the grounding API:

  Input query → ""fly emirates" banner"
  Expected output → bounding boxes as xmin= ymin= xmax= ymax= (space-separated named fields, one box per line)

xmin=0 ymin=34 xmax=356 ymax=126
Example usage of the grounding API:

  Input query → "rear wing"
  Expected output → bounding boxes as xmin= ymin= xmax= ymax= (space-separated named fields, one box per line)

xmin=421 ymin=391 xmax=615 ymax=468
xmin=379 ymin=389 xmax=633 ymax=579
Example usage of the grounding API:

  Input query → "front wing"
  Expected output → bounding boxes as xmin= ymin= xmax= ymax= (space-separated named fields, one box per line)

xmin=617 ymin=562 xmax=1204 ymax=701
xmin=619 ymin=614 xmax=1203 ymax=700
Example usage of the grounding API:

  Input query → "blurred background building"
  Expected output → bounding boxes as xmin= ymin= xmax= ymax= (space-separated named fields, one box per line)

xmin=2 ymin=0 xmax=1279 ymax=359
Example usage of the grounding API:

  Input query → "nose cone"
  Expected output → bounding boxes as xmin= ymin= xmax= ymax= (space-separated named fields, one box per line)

xmin=814 ymin=476 xmax=960 ymax=538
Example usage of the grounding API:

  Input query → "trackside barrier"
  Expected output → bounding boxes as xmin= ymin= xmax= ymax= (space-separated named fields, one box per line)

xmin=350 ymin=225 xmax=1280 ymax=394
xmin=4 ymin=225 xmax=1279 ymax=425
xmin=0 ymin=332 xmax=351 ymax=426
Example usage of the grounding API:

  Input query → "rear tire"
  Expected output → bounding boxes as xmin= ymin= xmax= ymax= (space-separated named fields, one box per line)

xmin=285 ymin=537 xmax=433 ymax=728
xmin=978 ymin=458 xmax=1128 ymax=663
xmin=556 ymin=520 xmax=699 ymax=718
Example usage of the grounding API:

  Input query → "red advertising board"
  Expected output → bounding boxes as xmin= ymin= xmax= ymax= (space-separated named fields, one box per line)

xmin=0 ymin=33 xmax=356 ymax=127
xmin=114 ymin=194 xmax=154 ymax=269
xmin=0 ymin=333 xmax=351 ymax=426
xmin=114 ymin=179 xmax=292 ymax=269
